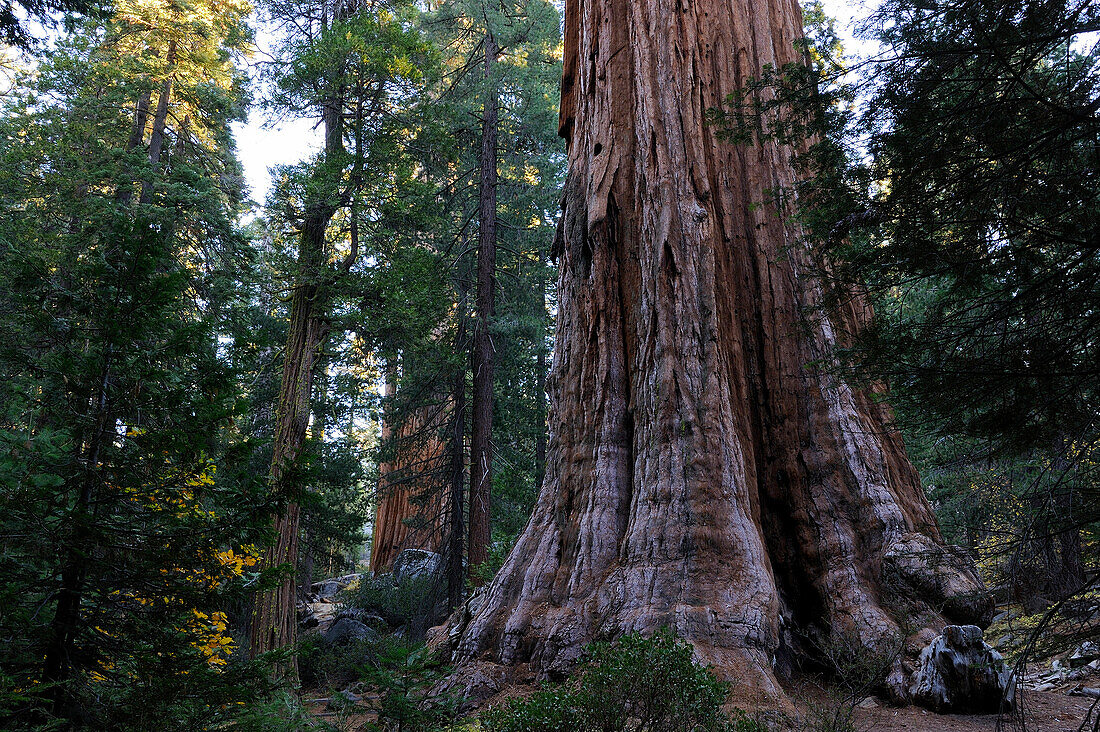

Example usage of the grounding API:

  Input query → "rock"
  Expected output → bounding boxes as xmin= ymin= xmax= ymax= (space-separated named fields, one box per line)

xmin=911 ymin=625 xmax=1015 ymax=713
xmin=856 ymin=696 xmax=879 ymax=710
xmin=311 ymin=573 xmax=365 ymax=600
xmin=439 ymin=660 xmax=509 ymax=712
xmin=334 ymin=606 xmax=385 ymax=628
xmin=313 ymin=580 xmax=341 ymax=600
xmin=392 ymin=549 xmax=443 ymax=585
xmin=326 ymin=688 xmax=363 ymax=711
xmin=322 ymin=618 xmax=380 ymax=646
xmin=991 ymin=610 xmax=1010 ymax=625
xmin=1071 ymin=642 xmax=1099 ymax=668
xmin=338 ymin=688 xmax=362 ymax=703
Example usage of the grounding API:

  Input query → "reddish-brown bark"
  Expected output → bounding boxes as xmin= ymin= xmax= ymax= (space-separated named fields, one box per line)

xmin=469 ymin=34 xmax=499 ymax=578
xmin=448 ymin=292 xmax=469 ymax=609
xmin=370 ymin=378 xmax=450 ymax=573
xmin=447 ymin=0 xmax=991 ymax=706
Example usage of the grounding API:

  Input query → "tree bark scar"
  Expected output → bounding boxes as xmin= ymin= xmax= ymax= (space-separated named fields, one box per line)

xmin=559 ymin=0 xmax=580 ymax=142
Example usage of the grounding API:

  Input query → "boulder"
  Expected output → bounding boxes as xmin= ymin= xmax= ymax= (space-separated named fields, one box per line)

xmin=392 ymin=549 xmax=443 ymax=585
xmin=322 ymin=618 xmax=380 ymax=647
xmin=326 ymin=687 xmax=363 ymax=712
xmin=911 ymin=625 xmax=1015 ymax=713
xmin=311 ymin=573 xmax=365 ymax=600
xmin=313 ymin=580 xmax=342 ymax=600
xmin=334 ymin=606 xmax=385 ymax=628
xmin=1071 ymin=641 xmax=1100 ymax=668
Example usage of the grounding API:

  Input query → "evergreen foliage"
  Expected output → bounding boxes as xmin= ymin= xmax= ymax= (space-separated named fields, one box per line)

xmin=0 ymin=1 xmax=280 ymax=724
xmin=11 ymin=0 xmax=1098 ymax=725
xmin=481 ymin=629 xmax=763 ymax=732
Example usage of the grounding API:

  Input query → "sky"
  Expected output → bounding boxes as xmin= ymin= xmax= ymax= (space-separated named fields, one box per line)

xmin=230 ymin=0 xmax=877 ymax=206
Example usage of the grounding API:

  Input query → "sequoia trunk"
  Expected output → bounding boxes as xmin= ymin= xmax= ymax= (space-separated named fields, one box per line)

xmin=448 ymin=288 xmax=469 ymax=609
xmin=370 ymin=375 xmax=450 ymax=573
xmin=449 ymin=0 xmax=991 ymax=705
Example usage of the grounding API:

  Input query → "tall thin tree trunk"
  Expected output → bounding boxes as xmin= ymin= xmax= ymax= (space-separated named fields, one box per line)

xmin=139 ymin=40 xmax=176 ymax=205
xmin=248 ymin=209 xmax=331 ymax=671
xmin=469 ymin=35 xmax=498 ymax=577
xmin=249 ymin=5 xmax=354 ymax=667
xmin=116 ymin=91 xmax=151 ymax=204
xmin=448 ymin=0 xmax=991 ymax=707
xmin=1050 ymin=445 xmax=1085 ymax=599
xmin=448 ymin=289 xmax=469 ymax=609
xmin=42 ymin=351 xmax=113 ymax=716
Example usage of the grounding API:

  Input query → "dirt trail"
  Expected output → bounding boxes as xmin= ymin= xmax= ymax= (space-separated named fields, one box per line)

xmin=844 ymin=691 xmax=1091 ymax=731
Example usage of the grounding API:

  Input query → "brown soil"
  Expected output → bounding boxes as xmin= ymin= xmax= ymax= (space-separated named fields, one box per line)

xmin=788 ymin=680 xmax=1096 ymax=732
xmin=855 ymin=692 xmax=1092 ymax=732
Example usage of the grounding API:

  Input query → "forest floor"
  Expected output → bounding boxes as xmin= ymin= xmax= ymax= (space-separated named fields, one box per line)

xmin=856 ymin=693 xmax=1091 ymax=731
xmin=301 ymin=578 xmax=1100 ymax=731
xmin=789 ymin=679 xmax=1096 ymax=732
xmin=302 ymin=682 xmax=1097 ymax=730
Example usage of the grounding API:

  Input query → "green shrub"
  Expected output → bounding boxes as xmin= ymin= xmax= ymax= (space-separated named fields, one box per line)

xmin=480 ymin=685 xmax=585 ymax=732
xmin=481 ymin=628 xmax=765 ymax=732
xmin=359 ymin=637 xmax=458 ymax=732
xmin=299 ymin=632 xmax=380 ymax=689
xmin=342 ymin=575 xmax=440 ymax=632
xmin=302 ymin=627 xmax=458 ymax=732
xmin=229 ymin=689 xmax=337 ymax=732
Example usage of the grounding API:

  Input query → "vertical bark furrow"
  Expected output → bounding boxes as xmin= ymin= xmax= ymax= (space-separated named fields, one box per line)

xmin=447 ymin=0 xmax=991 ymax=707
xmin=370 ymin=390 xmax=450 ymax=574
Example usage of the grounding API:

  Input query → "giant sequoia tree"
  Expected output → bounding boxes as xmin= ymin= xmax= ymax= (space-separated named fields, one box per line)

xmin=448 ymin=0 xmax=993 ymax=704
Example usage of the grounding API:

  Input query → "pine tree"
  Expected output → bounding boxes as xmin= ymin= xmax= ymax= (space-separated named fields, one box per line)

xmin=0 ymin=2 xmax=275 ymax=724
xmin=248 ymin=0 xmax=439 ymax=668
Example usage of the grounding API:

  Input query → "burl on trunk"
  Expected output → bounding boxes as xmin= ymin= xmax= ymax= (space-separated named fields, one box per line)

xmin=447 ymin=0 xmax=990 ymax=705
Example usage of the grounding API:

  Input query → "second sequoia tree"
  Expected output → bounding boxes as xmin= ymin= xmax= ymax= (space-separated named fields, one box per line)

xmin=449 ymin=0 xmax=992 ymax=703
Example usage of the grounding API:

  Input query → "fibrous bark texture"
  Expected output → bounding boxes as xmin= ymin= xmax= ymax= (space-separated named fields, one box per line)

xmin=249 ymin=208 xmax=330 ymax=669
xmin=469 ymin=34 xmax=500 ymax=577
xmin=370 ymin=379 xmax=450 ymax=574
xmin=449 ymin=0 xmax=991 ymax=706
